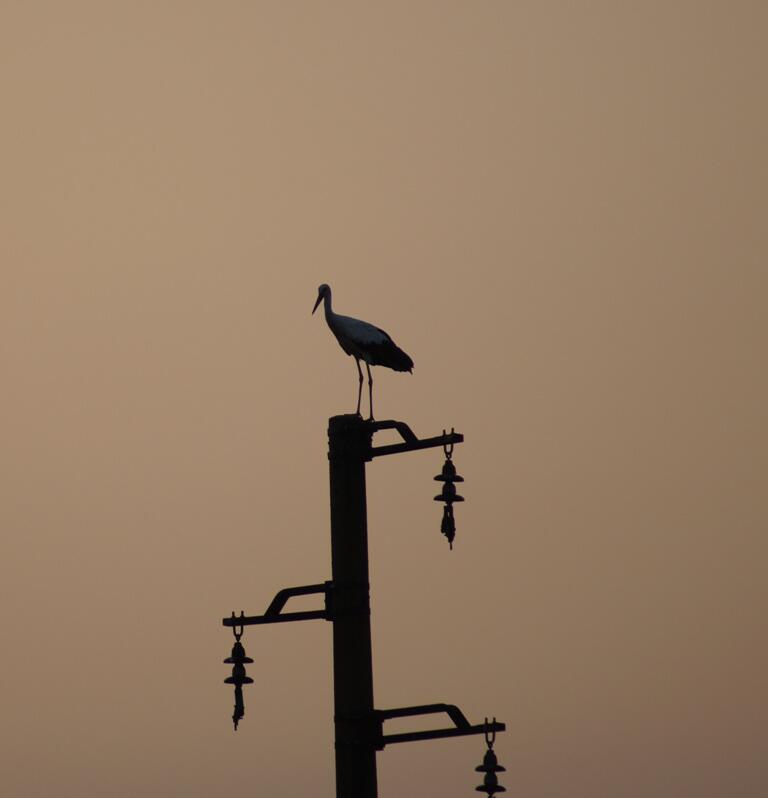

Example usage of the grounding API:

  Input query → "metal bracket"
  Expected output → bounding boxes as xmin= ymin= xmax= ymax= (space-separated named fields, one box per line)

xmin=221 ymin=580 xmax=372 ymax=628
xmin=372 ymin=703 xmax=505 ymax=748
xmin=222 ymin=582 xmax=331 ymax=627
xmin=368 ymin=419 xmax=464 ymax=459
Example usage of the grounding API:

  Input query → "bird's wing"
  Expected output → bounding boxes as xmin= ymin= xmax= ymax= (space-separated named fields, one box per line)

xmin=335 ymin=314 xmax=391 ymax=344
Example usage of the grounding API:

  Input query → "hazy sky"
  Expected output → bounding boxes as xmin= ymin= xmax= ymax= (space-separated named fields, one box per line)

xmin=2 ymin=2 xmax=766 ymax=796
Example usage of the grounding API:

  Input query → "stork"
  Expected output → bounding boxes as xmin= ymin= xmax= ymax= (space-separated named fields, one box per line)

xmin=312 ymin=283 xmax=414 ymax=419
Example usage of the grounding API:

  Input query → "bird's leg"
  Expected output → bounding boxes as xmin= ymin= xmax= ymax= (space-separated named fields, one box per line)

xmin=366 ymin=362 xmax=374 ymax=420
xmin=355 ymin=358 xmax=364 ymax=416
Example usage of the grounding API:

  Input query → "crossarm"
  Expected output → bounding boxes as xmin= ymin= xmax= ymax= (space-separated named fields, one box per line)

xmin=375 ymin=703 xmax=505 ymax=747
xmin=368 ymin=419 xmax=464 ymax=458
xmin=222 ymin=583 xmax=330 ymax=627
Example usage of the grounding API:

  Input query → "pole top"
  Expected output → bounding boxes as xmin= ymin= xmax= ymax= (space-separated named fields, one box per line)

xmin=328 ymin=415 xmax=375 ymax=461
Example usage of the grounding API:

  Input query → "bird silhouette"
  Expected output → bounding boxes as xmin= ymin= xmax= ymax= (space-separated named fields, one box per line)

xmin=312 ymin=284 xmax=413 ymax=419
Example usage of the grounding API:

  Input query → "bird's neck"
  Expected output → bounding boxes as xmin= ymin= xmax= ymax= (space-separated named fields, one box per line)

xmin=323 ymin=290 xmax=334 ymax=322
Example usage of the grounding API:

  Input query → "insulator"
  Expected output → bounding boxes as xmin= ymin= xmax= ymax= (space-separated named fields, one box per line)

xmin=434 ymin=481 xmax=464 ymax=503
xmin=475 ymin=748 xmax=506 ymax=773
xmin=475 ymin=745 xmax=506 ymax=795
xmin=225 ymin=662 xmax=254 ymax=686
xmin=434 ymin=459 xmax=464 ymax=483
xmin=224 ymin=636 xmax=253 ymax=731
xmin=224 ymin=640 xmax=254 ymax=665
xmin=475 ymin=769 xmax=506 ymax=794
xmin=441 ymin=505 xmax=456 ymax=549
xmin=475 ymin=771 xmax=506 ymax=795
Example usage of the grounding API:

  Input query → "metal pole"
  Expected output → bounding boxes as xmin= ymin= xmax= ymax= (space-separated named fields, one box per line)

xmin=328 ymin=414 xmax=377 ymax=798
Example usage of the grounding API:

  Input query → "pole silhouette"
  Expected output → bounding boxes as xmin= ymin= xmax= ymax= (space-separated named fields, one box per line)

xmin=328 ymin=414 xmax=377 ymax=796
xmin=222 ymin=414 xmax=505 ymax=797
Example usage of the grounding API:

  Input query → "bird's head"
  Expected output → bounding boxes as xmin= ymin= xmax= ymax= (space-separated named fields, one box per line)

xmin=312 ymin=283 xmax=330 ymax=315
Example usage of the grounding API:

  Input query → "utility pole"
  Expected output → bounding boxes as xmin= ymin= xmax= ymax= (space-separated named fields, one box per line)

xmin=222 ymin=414 xmax=506 ymax=798
xmin=328 ymin=415 xmax=378 ymax=796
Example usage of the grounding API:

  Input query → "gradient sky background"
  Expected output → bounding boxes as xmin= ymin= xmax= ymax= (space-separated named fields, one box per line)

xmin=2 ymin=2 xmax=766 ymax=796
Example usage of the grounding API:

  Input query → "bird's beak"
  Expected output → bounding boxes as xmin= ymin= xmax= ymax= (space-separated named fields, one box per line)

xmin=312 ymin=293 xmax=322 ymax=315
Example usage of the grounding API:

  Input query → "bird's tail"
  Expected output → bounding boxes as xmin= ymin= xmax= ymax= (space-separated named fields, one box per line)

xmin=390 ymin=345 xmax=414 ymax=373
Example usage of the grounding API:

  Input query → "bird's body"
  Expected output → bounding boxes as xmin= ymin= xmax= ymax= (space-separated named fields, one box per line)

xmin=312 ymin=284 xmax=413 ymax=418
xmin=326 ymin=312 xmax=413 ymax=371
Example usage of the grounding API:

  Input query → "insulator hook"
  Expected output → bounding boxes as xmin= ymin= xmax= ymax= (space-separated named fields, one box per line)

xmin=442 ymin=428 xmax=455 ymax=459
xmin=230 ymin=610 xmax=245 ymax=641
xmin=484 ymin=717 xmax=497 ymax=748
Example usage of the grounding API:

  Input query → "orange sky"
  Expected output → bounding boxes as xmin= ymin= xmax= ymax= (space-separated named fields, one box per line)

xmin=2 ymin=3 xmax=766 ymax=796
